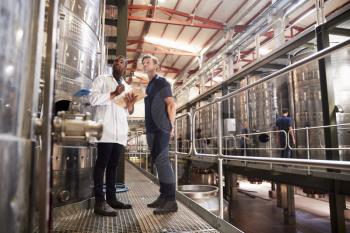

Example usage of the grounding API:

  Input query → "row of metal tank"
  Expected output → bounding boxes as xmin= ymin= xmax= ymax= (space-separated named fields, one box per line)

xmin=178 ymin=48 xmax=350 ymax=161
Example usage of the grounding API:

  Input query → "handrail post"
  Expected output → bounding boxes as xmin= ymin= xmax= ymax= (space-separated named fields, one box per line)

xmin=269 ymin=132 xmax=272 ymax=169
xmin=217 ymin=100 xmax=224 ymax=219
xmin=306 ymin=127 xmax=311 ymax=175
xmin=174 ymin=120 xmax=178 ymax=191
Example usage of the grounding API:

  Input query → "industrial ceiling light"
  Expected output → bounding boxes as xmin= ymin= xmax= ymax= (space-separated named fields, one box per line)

xmin=144 ymin=35 xmax=201 ymax=53
xmin=259 ymin=47 xmax=271 ymax=56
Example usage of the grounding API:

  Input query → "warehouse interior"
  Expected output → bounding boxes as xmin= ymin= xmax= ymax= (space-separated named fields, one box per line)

xmin=1 ymin=0 xmax=350 ymax=232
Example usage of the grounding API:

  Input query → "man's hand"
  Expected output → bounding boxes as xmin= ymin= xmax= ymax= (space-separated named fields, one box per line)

xmin=124 ymin=93 xmax=138 ymax=114
xmin=124 ymin=93 xmax=138 ymax=105
xmin=110 ymin=84 xmax=125 ymax=99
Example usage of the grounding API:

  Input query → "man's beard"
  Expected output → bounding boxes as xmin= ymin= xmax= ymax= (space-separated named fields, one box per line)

xmin=113 ymin=69 xmax=122 ymax=79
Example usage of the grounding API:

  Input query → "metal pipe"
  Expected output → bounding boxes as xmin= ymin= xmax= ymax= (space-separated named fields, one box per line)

xmin=39 ymin=0 xmax=59 ymax=232
xmin=218 ymin=158 xmax=224 ymax=219
xmin=174 ymin=112 xmax=193 ymax=156
xmin=221 ymin=155 xmax=350 ymax=170
xmin=174 ymin=119 xmax=178 ymax=190
xmin=192 ymin=110 xmax=217 ymax=157
xmin=217 ymin=100 xmax=224 ymax=219
xmin=306 ymin=127 xmax=311 ymax=174
xmin=217 ymin=101 xmax=223 ymax=157
xmin=220 ymin=38 xmax=350 ymax=102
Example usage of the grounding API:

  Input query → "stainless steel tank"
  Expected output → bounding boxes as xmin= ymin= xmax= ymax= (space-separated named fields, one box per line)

xmin=52 ymin=144 xmax=97 ymax=206
xmin=291 ymin=50 xmax=325 ymax=160
xmin=0 ymin=0 xmax=44 ymax=232
xmin=328 ymin=48 xmax=350 ymax=161
xmin=234 ymin=75 xmax=290 ymax=157
xmin=51 ymin=0 xmax=102 ymax=207
xmin=178 ymin=185 xmax=228 ymax=218
xmin=55 ymin=0 xmax=102 ymax=111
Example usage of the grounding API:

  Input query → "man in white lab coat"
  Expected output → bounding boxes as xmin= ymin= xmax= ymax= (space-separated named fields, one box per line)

xmin=90 ymin=55 xmax=137 ymax=216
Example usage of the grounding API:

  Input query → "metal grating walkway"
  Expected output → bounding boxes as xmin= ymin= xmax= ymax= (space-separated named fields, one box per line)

xmin=53 ymin=161 xmax=219 ymax=233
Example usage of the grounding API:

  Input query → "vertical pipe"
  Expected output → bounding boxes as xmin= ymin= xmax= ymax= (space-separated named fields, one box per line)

xmin=218 ymin=158 xmax=224 ymax=219
xmin=39 ymin=0 xmax=59 ymax=232
xmin=306 ymin=127 xmax=311 ymax=174
xmin=137 ymin=135 xmax=141 ymax=167
xmin=217 ymin=101 xmax=223 ymax=155
xmin=217 ymin=101 xmax=224 ymax=219
xmin=100 ymin=0 xmax=106 ymax=72
xmin=269 ymin=132 xmax=273 ymax=169
xmin=174 ymin=120 xmax=178 ymax=191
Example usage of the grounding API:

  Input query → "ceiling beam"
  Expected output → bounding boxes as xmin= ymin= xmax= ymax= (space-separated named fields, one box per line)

xmin=171 ymin=0 xmax=224 ymax=78
xmin=108 ymin=48 xmax=198 ymax=56
xmin=129 ymin=4 xmax=224 ymax=28
xmin=128 ymin=15 xmax=224 ymax=30
xmin=159 ymin=0 xmax=202 ymax=73
xmin=125 ymin=67 xmax=180 ymax=74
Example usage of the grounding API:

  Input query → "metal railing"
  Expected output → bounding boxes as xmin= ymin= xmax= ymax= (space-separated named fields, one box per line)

xmin=127 ymin=38 xmax=350 ymax=220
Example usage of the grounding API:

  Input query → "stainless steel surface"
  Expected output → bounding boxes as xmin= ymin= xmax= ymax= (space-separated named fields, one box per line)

xmin=178 ymin=185 xmax=219 ymax=199
xmin=53 ymin=111 xmax=103 ymax=143
xmin=54 ymin=0 xmax=102 ymax=103
xmin=53 ymin=162 xmax=220 ymax=233
xmin=0 ymin=0 xmax=46 ymax=232
xmin=330 ymin=48 xmax=350 ymax=161
xmin=0 ymin=139 xmax=33 ymax=233
xmin=40 ymin=0 xmax=59 ymax=232
xmin=218 ymin=158 xmax=224 ymax=219
xmin=291 ymin=50 xmax=325 ymax=160
xmin=219 ymin=39 xmax=350 ymax=102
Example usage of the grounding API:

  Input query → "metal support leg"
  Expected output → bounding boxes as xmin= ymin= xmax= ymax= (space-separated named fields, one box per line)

xmin=276 ymin=183 xmax=282 ymax=208
xmin=39 ymin=0 xmax=59 ymax=232
xmin=281 ymin=184 xmax=296 ymax=225
xmin=329 ymin=181 xmax=346 ymax=233
xmin=218 ymin=158 xmax=224 ymax=219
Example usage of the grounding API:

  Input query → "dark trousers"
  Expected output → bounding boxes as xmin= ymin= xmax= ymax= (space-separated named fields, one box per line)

xmin=279 ymin=139 xmax=291 ymax=158
xmin=94 ymin=143 xmax=124 ymax=203
xmin=147 ymin=131 xmax=175 ymax=201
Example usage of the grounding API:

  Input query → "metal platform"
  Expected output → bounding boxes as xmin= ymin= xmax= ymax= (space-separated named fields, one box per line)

xmin=53 ymin=161 xmax=219 ymax=233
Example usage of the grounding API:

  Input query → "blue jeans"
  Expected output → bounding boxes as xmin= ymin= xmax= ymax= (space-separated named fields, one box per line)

xmin=279 ymin=139 xmax=291 ymax=158
xmin=147 ymin=131 xmax=175 ymax=200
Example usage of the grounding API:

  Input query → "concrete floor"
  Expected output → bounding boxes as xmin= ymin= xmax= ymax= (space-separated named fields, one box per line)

xmin=229 ymin=181 xmax=350 ymax=233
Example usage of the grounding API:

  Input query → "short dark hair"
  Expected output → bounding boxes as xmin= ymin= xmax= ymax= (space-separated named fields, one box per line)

xmin=142 ymin=54 xmax=159 ymax=65
xmin=114 ymin=55 xmax=127 ymax=63
xmin=282 ymin=108 xmax=289 ymax=114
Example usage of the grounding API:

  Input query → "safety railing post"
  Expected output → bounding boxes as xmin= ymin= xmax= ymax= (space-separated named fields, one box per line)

xmin=269 ymin=131 xmax=273 ymax=169
xmin=174 ymin=120 xmax=178 ymax=191
xmin=306 ymin=127 xmax=311 ymax=175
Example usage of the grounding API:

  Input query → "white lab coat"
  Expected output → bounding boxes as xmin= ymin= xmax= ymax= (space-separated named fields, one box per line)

xmin=90 ymin=74 xmax=131 ymax=146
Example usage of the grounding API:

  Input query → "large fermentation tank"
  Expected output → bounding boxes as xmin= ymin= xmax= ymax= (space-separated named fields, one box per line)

xmin=329 ymin=47 xmax=350 ymax=161
xmin=0 ymin=0 xmax=43 ymax=232
xmin=291 ymin=50 xmax=325 ymax=160
xmin=233 ymin=75 xmax=290 ymax=157
xmin=51 ymin=0 xmax=102 ymax=206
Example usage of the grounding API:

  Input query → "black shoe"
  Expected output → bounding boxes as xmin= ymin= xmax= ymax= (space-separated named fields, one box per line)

xmin=153 ymin=200 xmax=178 ymax=215
xmin=107 ymin=199 xmax=132 ymax=209
xmin=147 ymin=197 xmax=166 ymax=208
xmin=94 ymin=201 xmax=117 ymax=216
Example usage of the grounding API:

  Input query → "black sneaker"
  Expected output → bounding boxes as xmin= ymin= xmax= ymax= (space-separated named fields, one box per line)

xmin=107 ymin=199 xmax=132 ymax=209
xmin=94 ymin=201 xmax=117 ymax=216
xmin=147 ymin=197 xmax=166 ymax=208
xmin=153 ymin=200 xmax=178 ymax=215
